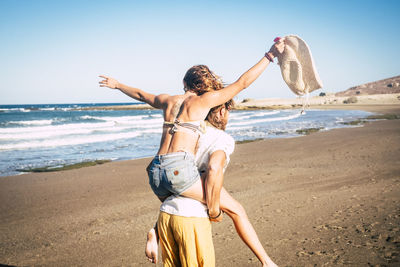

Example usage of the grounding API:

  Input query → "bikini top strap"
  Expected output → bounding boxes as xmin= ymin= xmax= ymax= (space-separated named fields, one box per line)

xmin=163 ymin=121 xmax=175 ymax=128
xmin=169 ymin=119 xmax=206 ymax=135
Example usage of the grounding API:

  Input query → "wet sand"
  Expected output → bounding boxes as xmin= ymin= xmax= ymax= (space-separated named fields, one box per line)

xmin=0 ymin=104 xmax=399 ymax=266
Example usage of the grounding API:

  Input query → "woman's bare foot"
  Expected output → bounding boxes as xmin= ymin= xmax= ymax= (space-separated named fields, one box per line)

xmin=145 ymin=228 xmax=158 ymax=263
xmin=262 ymin=257 xmax=278 ymax=267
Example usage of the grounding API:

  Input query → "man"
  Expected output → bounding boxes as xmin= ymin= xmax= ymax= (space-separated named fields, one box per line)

xmin=146 ymin=100 xmax=234 ymax=267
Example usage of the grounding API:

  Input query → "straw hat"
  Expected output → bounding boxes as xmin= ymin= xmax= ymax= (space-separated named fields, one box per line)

xmin=275 ymin=35 xmax=323 ymax=96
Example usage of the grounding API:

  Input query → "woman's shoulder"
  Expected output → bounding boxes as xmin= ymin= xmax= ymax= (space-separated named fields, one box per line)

xmin=155 ymin=93 xmax=184 ymax=107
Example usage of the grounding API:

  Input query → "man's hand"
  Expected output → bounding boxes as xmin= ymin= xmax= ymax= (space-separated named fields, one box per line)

xmin=99 ymin=75 xmax=119 ymax=89
xmin=208 ymin=209 xmax=223 ymax=223
xmin=210 ymin=212 xmax=223 ymax=222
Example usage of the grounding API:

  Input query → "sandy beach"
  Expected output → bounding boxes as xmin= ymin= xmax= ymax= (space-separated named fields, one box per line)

xmin=0 ymin=103 xmax=399 ymax=266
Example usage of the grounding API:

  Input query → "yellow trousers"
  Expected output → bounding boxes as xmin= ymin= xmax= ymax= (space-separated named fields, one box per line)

xmin=158 ymin=212 xmax=215 ymax=267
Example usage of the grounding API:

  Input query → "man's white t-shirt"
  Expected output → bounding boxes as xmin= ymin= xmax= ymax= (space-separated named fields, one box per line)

xmin=160 ymin=123 xmax=235 ymax=218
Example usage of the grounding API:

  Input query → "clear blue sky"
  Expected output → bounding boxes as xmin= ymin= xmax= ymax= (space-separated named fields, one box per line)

xmin=1 ymin=0 xmax=399 ymax=104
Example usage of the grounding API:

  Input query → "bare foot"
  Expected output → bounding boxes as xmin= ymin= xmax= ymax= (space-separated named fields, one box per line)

xmin=145 ymin=228 xmax=158 ymax=263
xmin=263 ymin=258 xmax=278 ymax=267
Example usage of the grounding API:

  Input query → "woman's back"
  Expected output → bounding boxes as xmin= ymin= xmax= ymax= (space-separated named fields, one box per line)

xmin=156 ymin=93 xmax=193 ymax=155
xmin=166 ymin=94 xmax=212 ymax=155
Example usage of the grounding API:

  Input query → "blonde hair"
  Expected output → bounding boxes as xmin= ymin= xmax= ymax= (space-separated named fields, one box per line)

xmin=183 ymin=65 xmax=223 ymax=95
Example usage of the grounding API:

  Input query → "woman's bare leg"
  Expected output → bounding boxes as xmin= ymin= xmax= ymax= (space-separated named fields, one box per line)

xmin=182 ymin=181 xmax=277 ymax=266
xmin=219 ymin=188 xmax=277 ymax=267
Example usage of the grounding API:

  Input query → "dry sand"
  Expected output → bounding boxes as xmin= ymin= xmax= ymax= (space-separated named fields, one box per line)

xmin=0 ymin=104 xmax=399 ymax=266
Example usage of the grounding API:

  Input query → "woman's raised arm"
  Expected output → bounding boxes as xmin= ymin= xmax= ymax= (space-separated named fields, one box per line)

xmin=99 ymin=75 xmax=169 ymax=109
xmin=199 ymin=41 xmax=285 ymax=109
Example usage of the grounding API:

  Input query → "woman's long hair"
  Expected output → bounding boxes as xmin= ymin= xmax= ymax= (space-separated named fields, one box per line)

xmin=183 ymin=65 xmax=224 ymax=95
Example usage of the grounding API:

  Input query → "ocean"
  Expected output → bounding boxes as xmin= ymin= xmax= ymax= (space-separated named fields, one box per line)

xmin=0 ymin=103 xmax=374 ymax=177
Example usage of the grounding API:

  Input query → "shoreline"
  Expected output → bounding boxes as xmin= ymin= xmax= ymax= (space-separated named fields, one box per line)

xmin=6 ymin=106 xmax=397 ymax=177
xmin=0 ymin=104 xmax=399 ymax=266
xmin=4 ymin=104 xmax=398 ymax=177
xmin=75 ymin=93 xmax=400 ymax=111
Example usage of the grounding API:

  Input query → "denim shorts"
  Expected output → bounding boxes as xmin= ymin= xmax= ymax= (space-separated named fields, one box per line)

xmin=147 ymin=152 xmax=200 ymax=198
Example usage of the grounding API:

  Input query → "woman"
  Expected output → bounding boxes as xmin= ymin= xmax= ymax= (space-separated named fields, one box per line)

xmin=99 ymin=40 xmax=284 ymax=266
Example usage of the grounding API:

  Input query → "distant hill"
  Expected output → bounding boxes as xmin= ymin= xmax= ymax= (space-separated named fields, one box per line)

xmin=335 ymin=75 xmax=400 ymax=97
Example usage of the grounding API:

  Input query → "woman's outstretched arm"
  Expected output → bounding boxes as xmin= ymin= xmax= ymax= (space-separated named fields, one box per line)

xmin=198 ymin=41 xmax=285 ymax=109
xmin=99 ymin=75 xmax=169 ymax=109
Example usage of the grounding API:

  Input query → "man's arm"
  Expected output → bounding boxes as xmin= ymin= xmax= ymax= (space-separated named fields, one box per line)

xmin=99 ymin=75 xmax=169 ymax=109
xmin=205 ymin=150 xmax=226 ymax=222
